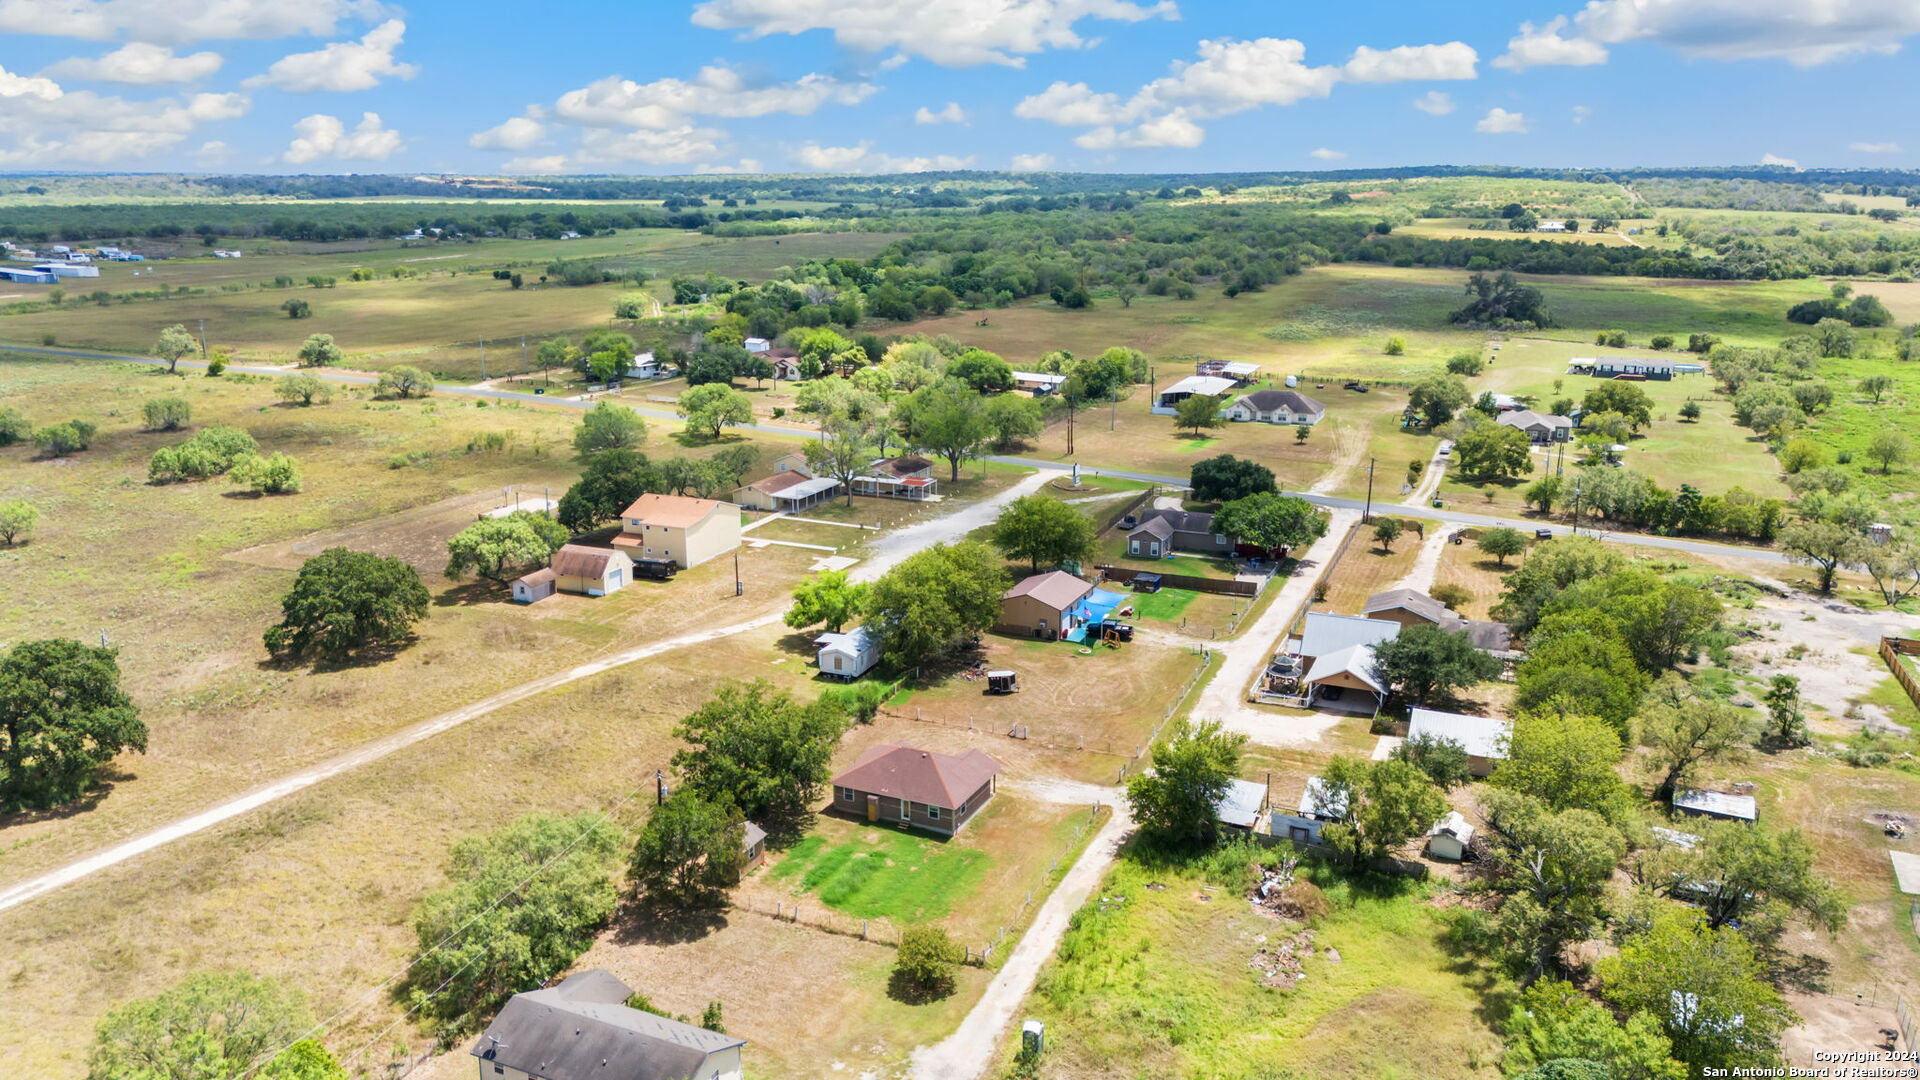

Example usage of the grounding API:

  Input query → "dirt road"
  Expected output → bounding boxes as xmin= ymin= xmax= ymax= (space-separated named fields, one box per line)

xmin=908 ymin=802 xmax=1132 ymax=1080
xmin=1196 ymin=510 xmax=1360 ymax=748
xmin=0 ymin=470 xmax=1059 ymax=916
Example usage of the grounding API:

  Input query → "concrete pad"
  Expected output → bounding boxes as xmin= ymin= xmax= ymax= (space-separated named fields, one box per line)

xmin=1892 ymin=850 xmax=1920 ymax=895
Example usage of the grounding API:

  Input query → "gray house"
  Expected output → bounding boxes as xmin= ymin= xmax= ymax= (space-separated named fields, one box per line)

xmin=1126 ymin=508 xmax=1232 ymax=557
xmin=471 ymin=969 xmax=745 ymax=1080
xmin=1496 ymin=409 xmax=1574 ymax=443
xmin=1223 ymin=389 xmax=1326 ymax=426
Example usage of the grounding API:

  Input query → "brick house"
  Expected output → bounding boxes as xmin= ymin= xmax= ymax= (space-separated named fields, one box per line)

xmin=831 ymin=743 xmax=1001 ymax=835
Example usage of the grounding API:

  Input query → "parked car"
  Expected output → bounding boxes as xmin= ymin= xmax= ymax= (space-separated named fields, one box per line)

xmin=1437 ymin=441 xmax=1453 ymax=457
xmin=1534 ymin=528 xmax=1554 ymax=540
xmin=1093 ymin=621 xmax=1135 ymax=642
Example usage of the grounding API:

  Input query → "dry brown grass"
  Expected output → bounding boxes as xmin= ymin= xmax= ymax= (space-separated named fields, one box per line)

xmin=1316 ymin=520 xmax=1430 ymax=615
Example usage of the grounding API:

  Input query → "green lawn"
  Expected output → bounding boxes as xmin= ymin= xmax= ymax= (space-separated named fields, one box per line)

xmin=769 ymin=828 xmax=990 ymax=923
xmin=1128 ymin=587 xmax=1200 ymax=621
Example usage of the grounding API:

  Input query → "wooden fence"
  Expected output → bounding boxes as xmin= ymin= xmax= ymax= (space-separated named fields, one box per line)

xmin=1879 ymin=637 xmax=1920 ymax=712
xmin=1096 ymin=565 xmax=1260 ymax=597
xmin=1096 ymin=488 xmax=1157 ymax=537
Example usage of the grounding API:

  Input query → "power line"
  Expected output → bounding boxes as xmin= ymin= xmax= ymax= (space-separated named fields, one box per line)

xmin=231 ymin=783 xmax=650 ymax=1079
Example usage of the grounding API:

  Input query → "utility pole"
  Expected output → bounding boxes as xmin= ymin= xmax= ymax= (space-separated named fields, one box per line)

xmin=196 ymin=318 xmax=209 ymax=362
xmin=1066 ymin=396 xmax=1076 ymax=456
xmin=519 ymin=334 xmax=527 ymax=383
xmin=1362 ymin=457 xmax=1376 ymax=523
xmin=1570 ymin=482 xmax=1582 ymax=536
xmin=734 ymin=551 xmax=743 ymax=596
xmin=1109 ymin=396 xmax=1116 ymax=431
xmin=479 ymin=337 xmax=487 ymax=383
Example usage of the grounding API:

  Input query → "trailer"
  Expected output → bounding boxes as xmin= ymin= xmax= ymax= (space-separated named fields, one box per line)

xmin=985 ymin=670 xmax=1019 ymax=694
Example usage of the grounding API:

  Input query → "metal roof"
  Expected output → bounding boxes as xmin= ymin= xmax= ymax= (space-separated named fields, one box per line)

xmin=1302 ymin=643 xmax=1385 ymax=695
xmin=1158 ymin=374 xmax=1237 ymax=399
xmin=1003 ymin=570 xmax=1095 ymax=611
xmin=1407 ymin=708 xmax=1511 ymax=761
xmin=814 ymin=626 xmax=875 ymax=656
xmin=1673 ymin=788 xmax=1758 ymax=821
xmin=470 ymin=970 xmax=744 ymax=1080
xmin=1214 ymin=778 xmax=1268 ymax=828
xmin=1298 ymin=612 xmax=1400 ymax=658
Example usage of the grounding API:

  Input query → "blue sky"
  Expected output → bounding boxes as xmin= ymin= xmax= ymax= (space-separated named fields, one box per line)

xmin=0 ymin=0 xmax=1915 ymax=174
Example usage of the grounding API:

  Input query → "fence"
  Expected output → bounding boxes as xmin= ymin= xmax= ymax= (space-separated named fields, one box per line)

xmin=1880 ymin=637 xmax=1920 ymax=712
xmin=1899 ymin=985 xmax=1916 ymax=1055
xmin=732 ymin=803 xmax=1112 ymax=968
xmin=1096 ymin=565 xmax=1260 ymax=597
xmin=1118 ymin=646 xmax=1217 ymax=782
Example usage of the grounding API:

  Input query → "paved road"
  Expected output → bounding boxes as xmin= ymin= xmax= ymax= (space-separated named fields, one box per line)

xmin=7 ymin=343 xmax=1797 ymax=570
xmin=0 ymin=466 xmax=1057 ymax=915
xmin=909 ymin=802 xmax=1132 ymax=1080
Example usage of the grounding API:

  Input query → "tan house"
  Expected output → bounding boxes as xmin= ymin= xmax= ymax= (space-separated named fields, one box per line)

xmin=549 ymin=544 xmax=633 ymax=597
xmin=614 ymin=493 xmax=740 ymax=569
xmin=832 ymin=743 xmax=1001 ymax=835
xmin=997 ymin=570 xmax=1096 ymax=638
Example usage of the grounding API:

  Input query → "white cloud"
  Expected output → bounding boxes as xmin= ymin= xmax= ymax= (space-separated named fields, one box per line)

xmin=1493 ymin=16 xmax=1608 ymax=71
xmin=245 ymin=19 xmax=415 ymax=92
xmin=0 ymin=0 xmax=385 ymax=45
xmin=914 ymin=101 xmax=968 ymax=124
xmin=469 ymin=116 xmax=545 ymax=150
xmin=1411 ymin=90 xmax=1455 ymax=115
xmin=690 ymin=0 xmax=1180 ymax=68
xmin=502 ymin=154 xmax=568 ymax=173
xmin=1308 ymin=147 xmax=1346 ymax=160
xmin=553 ymin=65 xmax=875 ymax=129
xmin=47 ymin=42 xmax=222 ymax=84
xmin=1850 ymin=141 xmax=1900 ymax=153
xmin=280 ymin=110 xmax=401 ymax=163
xmin=1566 ymin=0 xmax=1920 ymax=66
xmin=1760 ymin=151 xmax=1797 ymax=167
xmin=568 ymin=125 xmax=729 ymax=166
xmin=1572 ymin=103 xmax=1592 ymax=123
xmin=792 ymin=140 xmax=974 ymax=173
xmin=1340 ymin=42 xmax=1478 ymax=82
xmin=0 ymin=66 xmax=246 ymax=165
xmin=1015 ymin=36 xmax=1475 ymax=152
xmin=0 ymin=64 xmax=64 ymax=100
xmin=1010 ymin=152 xmax=1055 ymax=170
xmin=193 ymin=138 xmax=228 ymax=165
xmin=695 ymin=158 xmax=763 ymax=174
xmin=1476 ymin=107 xmax=1528 ymax=134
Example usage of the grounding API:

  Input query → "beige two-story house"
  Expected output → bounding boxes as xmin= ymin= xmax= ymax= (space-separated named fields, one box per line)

xmin=613 ymin=493 xmax=740 ymax=569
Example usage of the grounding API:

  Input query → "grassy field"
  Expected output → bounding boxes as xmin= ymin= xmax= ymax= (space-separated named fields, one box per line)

xmin=1008 ymin=847 xmax=1508 ymax=1079
xmin=1315 ymin=518 xmax=1431 ymax=615
xmin=0 ymin=229 xmax=897 ymax=379
xmin=1784 ymin=353 xmax=1920 ymax=505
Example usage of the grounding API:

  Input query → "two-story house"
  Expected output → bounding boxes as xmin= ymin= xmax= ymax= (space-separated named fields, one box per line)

xmin=613 ymin=493 xmax=741 ymax=569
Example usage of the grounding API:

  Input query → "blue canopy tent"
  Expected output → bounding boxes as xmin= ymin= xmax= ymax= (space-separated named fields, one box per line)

xmin=1063 ymin=588 xmax=1127 ymax=643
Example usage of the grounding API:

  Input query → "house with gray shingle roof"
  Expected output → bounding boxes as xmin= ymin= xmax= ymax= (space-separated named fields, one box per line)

xmin=471 ymin=969 xmax=745 ymax=1080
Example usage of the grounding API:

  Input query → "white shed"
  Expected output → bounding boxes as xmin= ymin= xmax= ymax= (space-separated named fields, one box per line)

xmin=816 ymin=626 xmax=880 ymax=681
xmin=1426 ymin=811 xmax=1475 ymax=861
xmin=511 ymin=567 xmax=557 ymax=604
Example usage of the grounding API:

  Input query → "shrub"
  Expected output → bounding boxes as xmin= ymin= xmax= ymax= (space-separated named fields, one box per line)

xmin=892 ymin=925 xmax=961 ymax=1001
xmin=141 ymin=396 xmax=191 ymax=431
xmin=231 ymin=452 xmax=302 ymax=494
xmin=148 ymin=426 xmax=259 ymax=483
xmin=375 ymin=366 xmax=435 ymax=399
xmin=33 ymin=419 xmax=97 ymax=456
xmin=1384 ymin=335 xmax=1406 ymax=356
xmin=1430 ymin=582 xmax=1473 ymax=609
xmin=0 ymin=406 xmax=30 ymax=446
xmin=281 ymin=298 xmax=311 ymax=319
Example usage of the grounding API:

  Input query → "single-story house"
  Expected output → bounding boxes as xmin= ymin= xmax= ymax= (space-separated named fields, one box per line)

xmin=1271 ymin=775 xmax=1347 ymax=845
xmin=1536 ymin=220 xmax=1568 ymax=233
xmin=736 ymin=469 xmax=842 ymax=512
xmin=624 ymin=351 xmax=666 ymax=379
xmin=832 ymin=743 xmax=1001 ymax=835
xmin=1151 ymin=374 xmax=1237 ymax=416
xmin=614 ymin=493 xmax=740 ymax=569
xmin=997 ymin=570 xmax=1095 ymax=638
xmin=1362 ymin=588 xmax=1455 ymax=630
xmin=743 ymin=336 xmax=771 ymax=353
xmin=471 ymin=969 xmax=745 ymax=1080
xmin=743 ymin=821 xmax=767 ymax=868
xmin=853 ymin=456 xmax=939 ymax=500
xmin=1012 ymin=370 xmax=1067 ymax=394
xmin=767 ymin=347 xmax=802 ymax=380
xmin=1426 ymin=811 xmax=1476 ymax=861
xmin=1361 ymin=589 xmax=1517 ymax=658
xmin=1576 ymin=356 xmax=1674 ymax=381
xmin=1215 ymin=778 xmax=1270 ymax=831
xmin=1301 ymin=644 xmax=1387 ymax=709
xmin=1126 ymin=508 xmax=1233 ymax=557
xmin=511 ymin=567 xmax=557 ymax=604
xmin=1223 ymin=389 xmax=1326 ymax=426
xmin=550 ymin=544 xmax=633 ymax=597
xmin=1497 ymin=409 xmax=1575 ymax=444
xmin=1672 ymin=787 xmax=1758 ymax=823
xmin=816 ymin=626 xmax=880 ymax=681
xmin=1406 ymin=707 xmax=1512 ymax=777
